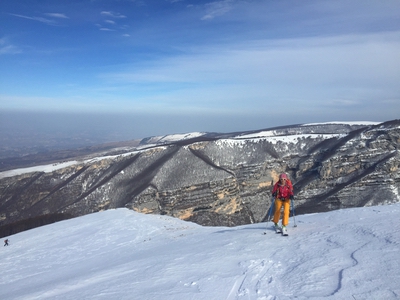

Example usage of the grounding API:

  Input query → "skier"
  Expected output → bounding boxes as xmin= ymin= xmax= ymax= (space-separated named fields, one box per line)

xmin=4 ymin=239 xmax=9 ymax=246
xmin=272 ymin=173 xmax=294 ymax=235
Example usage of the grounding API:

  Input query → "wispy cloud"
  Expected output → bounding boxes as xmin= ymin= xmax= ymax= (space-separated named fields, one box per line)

xmin=9 ymin=13 xmax=57 ymax=25
xmin=9 ymin=12 xmax=69 ymax=25
xmin=0 ymin=38 xmax=21 ymax=55
xmin=99 ymin=11 xmax=128 ymax=34
xmin=44 ymin=13 xmax=69 ymax=19
xmin=101 ymin=11 xmax=127 ymax=19
xmin=201 ymin=0 xmax=233 ymax=20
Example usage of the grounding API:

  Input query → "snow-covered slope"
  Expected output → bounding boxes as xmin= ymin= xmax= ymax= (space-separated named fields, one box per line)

xmin=1 ymin=203 xmax=399 ymax=300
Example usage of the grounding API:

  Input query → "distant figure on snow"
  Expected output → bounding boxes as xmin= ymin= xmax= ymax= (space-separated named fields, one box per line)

xmin=272 ymin=173 xmax=294 ymax=234
xmin=4 ymin=239 xmax=9 ymax=246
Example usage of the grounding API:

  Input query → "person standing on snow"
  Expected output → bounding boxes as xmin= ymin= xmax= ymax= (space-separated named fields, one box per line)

xmin=4 ymin=239 xmax=9 ymax=246
xmin=272 ymin=173 xmax=294 ymax=233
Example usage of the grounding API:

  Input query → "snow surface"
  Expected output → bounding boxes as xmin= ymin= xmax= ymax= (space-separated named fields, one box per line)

xmin=301 ymin=121 xmax=380 ymax=126
xmin=0 ymin=161 xmax=80 ymax=179
xmin=1 ymin=204 xmax=400 ymax=300
xmin=156 ymin=132 xmax=206 ymax=143
xmin=230 ymin=133 xmax=345 ymax=145
xmin=0 ymin=152 xmax=138 ymax=180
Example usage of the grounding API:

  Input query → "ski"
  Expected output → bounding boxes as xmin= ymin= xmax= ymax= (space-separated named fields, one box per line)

xmin=262 ymin=224 xmax=290 ymax=236
xmin=262 ymin=226 xmax=289 ymax=236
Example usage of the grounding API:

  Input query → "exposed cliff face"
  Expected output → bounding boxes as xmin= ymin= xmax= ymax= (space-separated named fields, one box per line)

xmin=1 ymin=120 xmax=399 ymax=235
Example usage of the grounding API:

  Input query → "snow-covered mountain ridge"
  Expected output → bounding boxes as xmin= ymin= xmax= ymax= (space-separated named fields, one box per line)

xmin=1 ymin=203 xmax=399 ymax=299
xmin=1 ymin=120 xmax=399 ymax=237
xmin=0 ymin=121 xmax=380 ymax=178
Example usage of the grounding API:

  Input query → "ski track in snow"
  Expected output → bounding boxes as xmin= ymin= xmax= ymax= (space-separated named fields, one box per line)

xmin=1 ymin=204 xmax=400 ymax=299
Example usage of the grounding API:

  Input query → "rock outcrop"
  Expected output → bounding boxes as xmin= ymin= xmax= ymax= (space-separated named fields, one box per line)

xmin=1 ymin=120 xmax=399 ymax=236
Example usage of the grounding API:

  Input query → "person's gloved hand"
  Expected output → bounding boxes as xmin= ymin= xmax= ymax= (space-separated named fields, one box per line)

xmin=272 ymin=192 xmax=277 ymax=197
xmin=290 ymin=195 xmax=294 ymax=200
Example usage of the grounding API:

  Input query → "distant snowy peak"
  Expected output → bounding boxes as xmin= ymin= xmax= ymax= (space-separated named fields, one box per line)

xmin=140 ymin=132 xmax=206 ymax=145
xmin=220 ymin=121 xmax=381 ymax=142
xmin=301 ymin=121 xmax=380 ymax=126
xmin=141 ymin=121 xmax=382 ymax=146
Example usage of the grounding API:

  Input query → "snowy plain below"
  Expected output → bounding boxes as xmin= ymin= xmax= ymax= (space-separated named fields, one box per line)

xmin=1 ymin=203 xmax=399 ymax=300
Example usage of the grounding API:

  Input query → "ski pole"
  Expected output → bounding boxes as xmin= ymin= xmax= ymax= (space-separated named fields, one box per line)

xmin=291 ymin=197 xmax=297 ymax=227
xmin=264 ymin=196 xmax=276 ymax=233
xmin=267 ymin=196 xmax=275 ymax=223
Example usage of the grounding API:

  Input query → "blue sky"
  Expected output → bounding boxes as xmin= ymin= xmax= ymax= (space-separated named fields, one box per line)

xmin=1 ymin=0 xmax=400 ymax=141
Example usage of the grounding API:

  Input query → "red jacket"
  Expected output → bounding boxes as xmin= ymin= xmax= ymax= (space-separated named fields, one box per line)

xmin=272 ymin=179 xmax=293 ymax=199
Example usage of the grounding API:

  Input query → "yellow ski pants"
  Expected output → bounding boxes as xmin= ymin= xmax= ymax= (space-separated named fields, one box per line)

xmin=273 ymin=198 xmax=290 ymax=226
